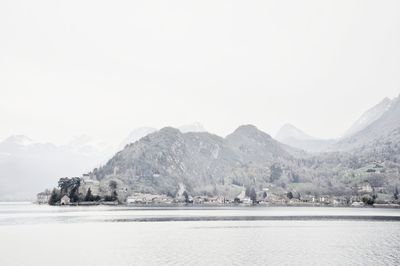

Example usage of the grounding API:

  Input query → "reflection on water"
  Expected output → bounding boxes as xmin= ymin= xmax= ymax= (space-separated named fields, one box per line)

xmin=0 ymin=203 xmax=400 ymax=266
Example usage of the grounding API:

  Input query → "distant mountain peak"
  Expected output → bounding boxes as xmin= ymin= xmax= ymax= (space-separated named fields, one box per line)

xmin=275 ymin=124 xmax=336 ymax=153
xmin=232 ymin=124 xmax=264 ymax=135
xmin=119 ymin=127 xmax=157 ymax=148
xmin=158 ymin=127 xmax=182 ymax=135
xmin=276 ymin=124 xmax=314 ymax=141
xmin=3 ymin=135 xmax=35 ymax=146
xmin=178 ymin=122 xmax=206 ymax=133
xmin=341 ymin=97 xmax=393 ymax=138
xmin=333 ymin=94 xmax=400 ymax=151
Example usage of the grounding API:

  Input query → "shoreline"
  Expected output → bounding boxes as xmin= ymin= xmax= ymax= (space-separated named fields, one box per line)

xmin=33 ymin=202 xmax=400 ymax=209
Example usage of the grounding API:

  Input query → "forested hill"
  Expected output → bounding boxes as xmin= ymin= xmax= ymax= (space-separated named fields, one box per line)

xmin=93 ymin=123 xmax=400 ymax=199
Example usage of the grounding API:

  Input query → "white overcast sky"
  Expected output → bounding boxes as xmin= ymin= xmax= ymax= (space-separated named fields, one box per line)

xmin=1 ymin=0 xmax=400 ymax=145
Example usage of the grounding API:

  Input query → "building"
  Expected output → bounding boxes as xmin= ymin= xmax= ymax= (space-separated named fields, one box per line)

xmin=319 ymin=195 xmax=331 ymax=204
xmin=60 ymin=195 xmax=70 ymax=205
xmin=79 ymin=174 xmax=100 ymax=196
xmin=235 ymin=188 xmax=251 ymax=204
xmin=358 ymin=182 xmax=373 ymax=193
xmin=36 ymin=190 xmax=51 ymax=204
xmin=127 ymin=193 xmax=173 ymax=204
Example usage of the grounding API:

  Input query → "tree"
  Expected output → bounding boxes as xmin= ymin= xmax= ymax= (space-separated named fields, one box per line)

xmin=58 ymin=177 xmax=81 ymax=202
xmin=249 ymin=188 xmax=257 ymax=204
xmin=109 ymin=180 xmax=118 ymax=191
xmin=112 ymin=190 xmax=118 ymax=201
xmin=361 ymin=194 xmax=375 ymax=205
xmin=68 ymin=177 xmax=81 ymax=202
xmin=58 ymin=177 xmax=71 ymax=195
xmin=287 ymin=191 xmax=293 ymax=199
xmin=270 ymin=164 xmax=282 ymax=182
xmin=245 ymin=187 xmax=251 ymax=197
xmin=182 ymin=191 xmax=189 ymax=203
xmin=48 ymin=188 xmax=60 ymax=205
xmin=84 ymin=188 xmax=94 ymax=201
xmin=109 ymin=180 xmax=118 ymax=201
xmin=394 ymin=187 xmax=399 ymax=200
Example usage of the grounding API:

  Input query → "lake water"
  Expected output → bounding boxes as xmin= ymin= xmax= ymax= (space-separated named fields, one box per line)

xmin=1 ymin=203 xmax=400 ymax=265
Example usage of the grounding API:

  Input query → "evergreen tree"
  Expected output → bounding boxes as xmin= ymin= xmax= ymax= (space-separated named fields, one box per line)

xmin=182 ymin=191 xmax=189 ymax=203
xmin=84 ymin=188 xmax=93 ymax=201
xmin=287 ymin=191 xmax=293 ymax=199
xmin=48 ymin=188 xmax=60 ymax=205
xmin=250 ymin=188 xmax=257 ymax=204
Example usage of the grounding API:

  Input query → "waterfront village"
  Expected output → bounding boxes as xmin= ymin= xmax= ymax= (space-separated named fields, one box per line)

xmin=36 ymin=173 xmax=400 ymax=208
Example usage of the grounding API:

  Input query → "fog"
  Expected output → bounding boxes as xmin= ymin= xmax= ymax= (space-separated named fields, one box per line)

xmin=1 ymin=0 xmax=400 ymax=145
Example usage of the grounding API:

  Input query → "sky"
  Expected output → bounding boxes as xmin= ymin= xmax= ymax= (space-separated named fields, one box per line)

xmin=1 ymin=0 xmax=400 ymax=145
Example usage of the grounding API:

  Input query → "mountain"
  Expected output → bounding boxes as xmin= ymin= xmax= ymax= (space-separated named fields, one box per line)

xmin=119 ymin=123 xmax=206 ymax=149
xmin=342 ymin=97 xmax=392 ymax=138
xmin=226 ymin=125 xmax=292 ymax=162
xmin=178 ymin=122 xmax=206 ymax=133
xmin=275 ymin=124 xmax=336 ymax=153
xmin=334 ymin=95 xmax=400 ymax=152
xmin=119 ymin=127 xmax=157 ymax=149
xmin=95 ymin=125 xmax=300 ymax=197
xmin=276 ymin=124 xmax=314 ymax=141
xmin=0 ymin=135 xmax=109 ymax=201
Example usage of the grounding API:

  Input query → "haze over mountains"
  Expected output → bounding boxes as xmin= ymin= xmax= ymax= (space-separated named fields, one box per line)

xmin=0 ymin=123 xmax=207 ymax=200
xmin=276 ymin=95 xmax=399 ymax=153
xmin=1 ymin=96 xmax=400 ymax=201
xmin=93 ymin=94 xmax=400 ymax=199
xmin=275 ymin=124 xmax=336 ymax=153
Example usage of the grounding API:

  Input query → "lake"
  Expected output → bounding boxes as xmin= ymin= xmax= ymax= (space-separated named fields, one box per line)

xmin=1 ymin=203 xmax=400 ymax=265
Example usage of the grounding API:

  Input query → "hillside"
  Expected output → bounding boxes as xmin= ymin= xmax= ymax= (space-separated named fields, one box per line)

xmin=334 ymin=95 xmax=400 ymax=153
xmin=341 ymin=97 xmax=392 ymax=139
xmin=95 ymin=125 xmax=303 ymax=197
xmin=92 ymin=120 xmax=400 ymax=200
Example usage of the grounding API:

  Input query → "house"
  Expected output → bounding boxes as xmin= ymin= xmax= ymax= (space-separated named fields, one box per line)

xmin=319 ymin=195 xmax=331 ymax=204
xmin=193 ymin=196 xmax=206 ymax=204
xmin=301 ymin=195 xmax=316 ymax=203
xmin=127 ymin=193 xmax=173 ymax=204
xmin=36 ymin=190 xmax=51 ymax=204
xmin=358 ymin=182 xmax=373 ymax=193
xmin=332 ymin=197 xmax=348 ymax=206
xmin=60 ymin=195 xmax=70 ymax=205
xmin=235 ymin=187 xmax=251 ymax=204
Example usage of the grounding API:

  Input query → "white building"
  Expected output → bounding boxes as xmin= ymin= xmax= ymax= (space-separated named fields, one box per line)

xmin=79 ymin=174 xmax=100 ymax=196
xmin=36 ymin=190 xmax=51 ymax=204
xmin=60 ymin=195 xmax=70 ymax=205
xmin=236 ymin=188 xmax=251 ymax=204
